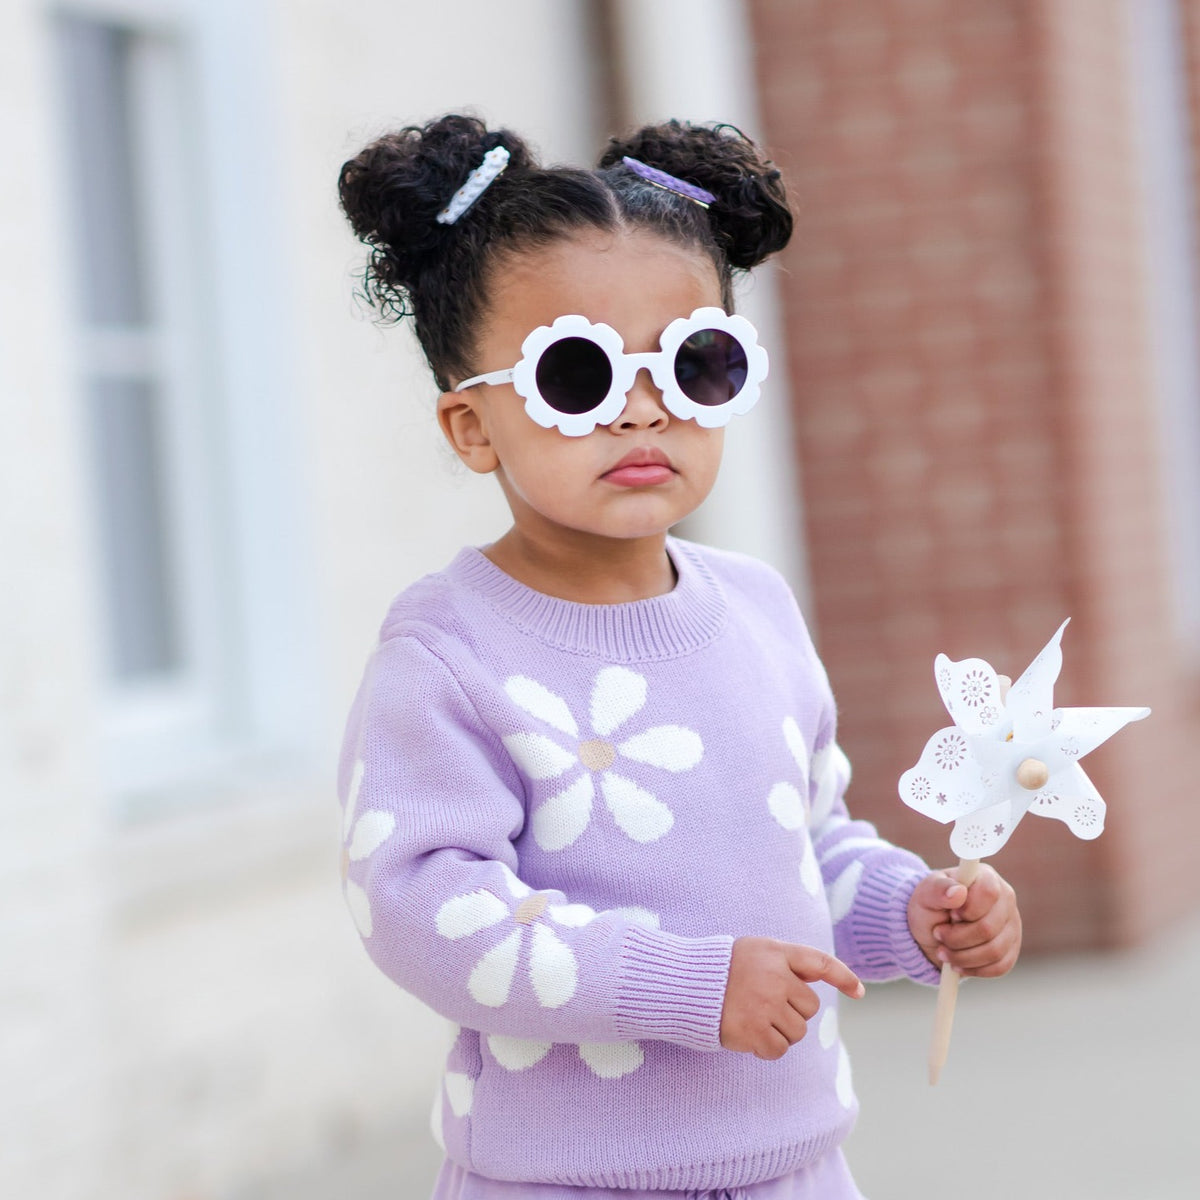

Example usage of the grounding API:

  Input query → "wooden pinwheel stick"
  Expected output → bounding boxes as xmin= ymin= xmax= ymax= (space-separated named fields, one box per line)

xmin=928 ymin=748 xmax=1050 ymax=1085
xmin=929 ymin=856 xmax=979 ymax=1085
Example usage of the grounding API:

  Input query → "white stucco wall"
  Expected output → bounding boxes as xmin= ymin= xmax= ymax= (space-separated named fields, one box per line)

xmin=2 ymin=2 xmax=108 ymax=1196
xmin=1 ymin=2 xmax=790 ymax=1196
xmin=281 ymin=0 xmax=604 ymax=711
xmin=1 ymin=3 xmax=601 ymax=1197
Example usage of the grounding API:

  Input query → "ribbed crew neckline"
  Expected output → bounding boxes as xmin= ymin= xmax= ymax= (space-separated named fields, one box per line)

xmin=445 ymin=537 xmax=727 ymax=661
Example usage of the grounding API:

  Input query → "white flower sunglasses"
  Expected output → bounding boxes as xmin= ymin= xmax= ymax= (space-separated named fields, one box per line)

xmin=453 ymin=306 xmax=769 ymax=437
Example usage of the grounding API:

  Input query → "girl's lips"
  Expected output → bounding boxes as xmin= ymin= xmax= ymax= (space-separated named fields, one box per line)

xmin=601 ymin=448 xmax=675 ymax=487
xmin=602 ymin=463 xmax=676 ymax=487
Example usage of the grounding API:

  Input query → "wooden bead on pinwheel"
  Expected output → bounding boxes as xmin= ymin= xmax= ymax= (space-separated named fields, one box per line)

xmin=1015 ymin=757 xmax=1050 ymax=791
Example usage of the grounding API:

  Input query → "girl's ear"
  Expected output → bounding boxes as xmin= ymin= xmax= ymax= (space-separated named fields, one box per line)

xmin=437 ymin=390 xmax=500 ymax=474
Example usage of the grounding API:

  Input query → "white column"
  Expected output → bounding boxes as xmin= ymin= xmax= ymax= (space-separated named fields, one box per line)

xmin=1126 ymin=0 xmax=1200 ymax=651
xmin=611 ymin=0 xmax=812 ymax=605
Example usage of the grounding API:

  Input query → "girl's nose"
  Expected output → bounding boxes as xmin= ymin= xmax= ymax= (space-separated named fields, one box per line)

xmin=614 ymin=367 xmax=669 ymax=430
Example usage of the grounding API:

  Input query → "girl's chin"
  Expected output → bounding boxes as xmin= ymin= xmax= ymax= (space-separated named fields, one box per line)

xmin=520 ymin=519 xmax=680 ymax=545
xmin=508 ymin=491 xmax=703 ymax=544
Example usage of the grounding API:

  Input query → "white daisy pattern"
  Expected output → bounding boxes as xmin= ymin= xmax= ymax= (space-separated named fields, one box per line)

xmin=430 ymin=1088 xmax=445 ymax=1150
xmin=431 ymin=1067 xmax=479 ymax=1151
xmin=502 ymin=668 xmax=703 ymax=852
xmin=435 ymin=863 xmax=594 ymax=1009
xmin=808 ymin=737 xmax=872 ymax=926
xmin=808 ymin=738 xmax=852 ymax=833
xmin=485 ymin=1032 xmax=645 ymax=1080
xmin=443 ymin=1071 xmax=475 ymax=1119
xmin=766 ymin=716 xmax=822 ymax=897
xmin=770 ymin=723 xmax=880 ymax=927
xmin=818 ymin=1006 xmax=856 ymax=1109
xmin=340 ymin=758 xmax=396 ymax=938
xmin=431 ymin=1026 xmax=476 ymax=1150
xmin=481 ymin=907 xmax=660 ymax=1080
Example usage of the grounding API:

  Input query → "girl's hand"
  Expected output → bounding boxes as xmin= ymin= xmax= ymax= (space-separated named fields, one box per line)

xmin=907 ymin=864 xmax=1022 ymax=978
xmin=719 ymin=937 xmax=864 ymax=1060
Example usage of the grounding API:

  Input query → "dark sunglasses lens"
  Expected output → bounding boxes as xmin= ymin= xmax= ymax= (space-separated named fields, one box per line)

xmin=674 ymin=329 xmax=749 ymax=406
xmin=535 ymin=337 xmax=612 ymax=414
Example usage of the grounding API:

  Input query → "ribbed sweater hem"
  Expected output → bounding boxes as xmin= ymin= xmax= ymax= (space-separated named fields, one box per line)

xmin=472 ymin=1117 xmax=857 ymax=1190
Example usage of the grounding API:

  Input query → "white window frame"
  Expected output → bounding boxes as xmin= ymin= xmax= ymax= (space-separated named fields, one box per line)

xmin=54 ymin=0 xmax=320 ymax=807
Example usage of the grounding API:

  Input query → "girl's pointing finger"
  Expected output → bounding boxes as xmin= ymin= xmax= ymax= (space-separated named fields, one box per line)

xmin=785 ymin=945 xmax=864 ymax=999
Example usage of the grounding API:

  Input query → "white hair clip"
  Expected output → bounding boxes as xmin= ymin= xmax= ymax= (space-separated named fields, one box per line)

xmin=435 ymin=146 xmax=511 ymax=225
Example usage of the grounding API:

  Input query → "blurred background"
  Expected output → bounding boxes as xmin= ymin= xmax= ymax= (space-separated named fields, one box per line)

xmin=3 ymin=0 xmax=1198 ymax=1196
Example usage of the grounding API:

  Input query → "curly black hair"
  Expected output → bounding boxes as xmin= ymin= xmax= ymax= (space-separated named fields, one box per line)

xmin=338 ymin=114 xmax=793 ymax=391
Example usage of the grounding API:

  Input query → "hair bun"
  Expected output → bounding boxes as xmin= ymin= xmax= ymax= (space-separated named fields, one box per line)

xmin=599 ymin=120 xmax=792 ymax=270
xmin=338 ymin=115 xmax=533 ymax=311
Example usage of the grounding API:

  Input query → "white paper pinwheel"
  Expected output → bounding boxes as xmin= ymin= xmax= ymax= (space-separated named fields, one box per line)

xmin=899 ymin=620 xmax=1150 ymax=860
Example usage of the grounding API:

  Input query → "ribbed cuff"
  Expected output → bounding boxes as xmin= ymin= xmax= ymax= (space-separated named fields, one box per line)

xmin=846 ymin=856 xmax=942 ymax=987
xmin=613 ymin=925 xmax=733 ymax=1051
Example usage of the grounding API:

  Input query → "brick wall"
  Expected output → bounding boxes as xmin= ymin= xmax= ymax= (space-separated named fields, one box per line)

xmin=749 ymin=0 xmax=1200 ymax=949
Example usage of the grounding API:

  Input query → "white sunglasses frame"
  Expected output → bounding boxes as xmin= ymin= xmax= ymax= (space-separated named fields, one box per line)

xmin=453 ymin=306 xmax=769 ymax=437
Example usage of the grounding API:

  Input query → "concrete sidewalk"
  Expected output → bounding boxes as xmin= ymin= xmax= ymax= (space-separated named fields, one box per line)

xmin=239 ymin=912 xmax=1200 ymax=1199
xmin=843 ymin=909 xmax=1200 ymax=1199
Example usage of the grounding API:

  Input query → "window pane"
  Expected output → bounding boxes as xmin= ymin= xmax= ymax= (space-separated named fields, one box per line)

xmin=57 ymin=17 xmax=149 ymax=326
xmin=86 ymin=376 xmax=180 ymax=680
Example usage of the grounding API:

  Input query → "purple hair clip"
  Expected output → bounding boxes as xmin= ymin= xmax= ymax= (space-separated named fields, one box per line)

xmin=622 ymin=156 xmax=716 ymax=208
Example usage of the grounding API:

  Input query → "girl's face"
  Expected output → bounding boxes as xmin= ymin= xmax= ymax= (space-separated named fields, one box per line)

xmin=438 ymin=229 xmax=727 ymax=549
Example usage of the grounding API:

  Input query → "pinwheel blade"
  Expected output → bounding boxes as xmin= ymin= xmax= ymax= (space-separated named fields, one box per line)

xmin=949 ymin=797 xmax=1015 ymax=859
xmin=1048 ymin=706 xmax=1151 ymax=763
xmin=899 ymin=726 xmax=992 ymax=824
xmin=934 ymin=654 xmax=1007 ymax=735
xmin=1007 ymin=619 xmax=1068 ymax=741
xmin=1026 ymin=762 xmax=1107 ymax=840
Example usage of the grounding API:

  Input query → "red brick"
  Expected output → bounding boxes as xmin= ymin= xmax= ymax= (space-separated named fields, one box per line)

xmin=749 ymin=0 xmax=1200 ymax=949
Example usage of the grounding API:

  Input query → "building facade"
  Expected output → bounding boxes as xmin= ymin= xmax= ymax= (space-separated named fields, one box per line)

xmin=749 ymin=0 xmax=1200 ymax=949
xmin=3 ymin=1 xmax=1197 ymax=1197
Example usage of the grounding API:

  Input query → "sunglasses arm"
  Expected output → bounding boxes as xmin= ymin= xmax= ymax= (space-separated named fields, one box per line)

xmin=454 ymin=368 xmax=515 ymax=393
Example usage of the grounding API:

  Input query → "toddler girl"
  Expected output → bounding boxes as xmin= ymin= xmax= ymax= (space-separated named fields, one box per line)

xmin=336 ymin=114 xmax=1021 ymax=1200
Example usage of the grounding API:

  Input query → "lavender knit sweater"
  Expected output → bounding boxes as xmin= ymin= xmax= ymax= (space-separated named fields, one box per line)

xmin=338 ymin=538 xmax=938 ymax=1191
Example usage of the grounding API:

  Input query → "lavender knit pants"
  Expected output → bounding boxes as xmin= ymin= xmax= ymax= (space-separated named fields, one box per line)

xmin=431 ymin=1147 xmax=866 ymax=1199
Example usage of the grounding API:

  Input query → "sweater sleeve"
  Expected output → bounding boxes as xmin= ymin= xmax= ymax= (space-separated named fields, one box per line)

xmin=338 ymin=634 xmax=733 ymax=1049
xmin=806 ymin=723 xmax=941 ymax=987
